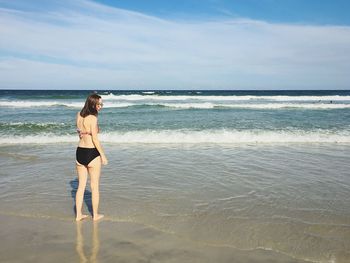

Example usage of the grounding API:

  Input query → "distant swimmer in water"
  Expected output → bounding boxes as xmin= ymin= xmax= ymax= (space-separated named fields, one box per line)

xmin=75 ymin=93 xmax=108 ymax=221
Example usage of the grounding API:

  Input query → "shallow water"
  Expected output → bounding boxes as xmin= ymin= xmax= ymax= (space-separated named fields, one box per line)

xmin=1 ymin=143 xmax=349 ymax=262
xmin=0 ymin=213 xmax=310 ymax=263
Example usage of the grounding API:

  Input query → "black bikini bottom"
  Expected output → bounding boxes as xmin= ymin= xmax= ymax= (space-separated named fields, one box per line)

xmin=76 ymin=147 xmax=100 ymax=166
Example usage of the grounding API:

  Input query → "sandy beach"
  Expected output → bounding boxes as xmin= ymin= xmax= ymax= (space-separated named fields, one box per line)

xmin=1 ymin=212 xmax=310 ymax=263
xmin=1 ymin=143 xmax=349 ymax=262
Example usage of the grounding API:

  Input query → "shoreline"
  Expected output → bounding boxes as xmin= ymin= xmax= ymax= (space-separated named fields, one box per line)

xmin=1 ymin=144 xmax=349 ymax=262
xmin=0 ymin=213 xmax=309 ymax=263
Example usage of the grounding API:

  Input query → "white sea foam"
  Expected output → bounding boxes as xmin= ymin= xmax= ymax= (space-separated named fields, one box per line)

xmin=149 ymin=103 xmax=350 ymax=109
xmin=218 ymin=103 xmax=350 ymax=109
xmin=100 ymin=102 xmax=135 ymax=108
xmin=101 ymin=93 xmax=350 ymax=102
xmin=1 ymin=130 xmax=349 ymax=145
xmin=0 ymin=100 xmax=67 ymax=107
xmin=0 ymin=122 xmax=66 ymax=127
xmin=0 ymin=134 xmax=77 ymax=144
xmin=157 ymin=102 xmax=215 ymax=109
xmin=0 ymin=100 xmax=84 ymax=108
xmin=1 ymin=100 xmax=349 ymax=109
xmin=0 ymin=100 xmax=134 ymax=108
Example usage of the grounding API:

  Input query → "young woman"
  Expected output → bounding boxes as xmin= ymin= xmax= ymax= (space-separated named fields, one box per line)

xmin=75 ymin=93 xmax=108 ymax=221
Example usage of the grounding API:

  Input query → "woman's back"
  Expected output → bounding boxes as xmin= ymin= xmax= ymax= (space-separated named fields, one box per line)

xmin=77 ymin=113 xmax=96 ymax=148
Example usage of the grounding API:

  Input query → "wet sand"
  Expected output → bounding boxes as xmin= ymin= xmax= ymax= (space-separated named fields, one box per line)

xmin=1 ymin=143 xmax=350 ymax=262
xmin=0 ymin=213 xmax=308 ymax=263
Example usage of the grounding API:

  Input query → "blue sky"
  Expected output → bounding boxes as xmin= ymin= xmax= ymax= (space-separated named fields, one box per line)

xmin=96 ymin=0 xmax=350 ymax=25
xmin=0 ymin=0 xmax=350 ymax=90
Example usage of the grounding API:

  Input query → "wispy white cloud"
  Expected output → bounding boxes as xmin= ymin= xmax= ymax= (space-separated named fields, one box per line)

xmin=0 ymin=0 xmax=350 ymax=89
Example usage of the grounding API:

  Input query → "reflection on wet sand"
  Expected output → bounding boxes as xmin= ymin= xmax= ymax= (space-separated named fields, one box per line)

xmin=76 ymin=221 xmax=100 ymax=263
xmin=0 ymin=213 xmax=311 ymax=263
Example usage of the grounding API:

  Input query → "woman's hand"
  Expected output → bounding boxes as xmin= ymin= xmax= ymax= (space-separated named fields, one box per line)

xmin=77 ymin=129 xmax=83 ymax=139
xmin=101 ymin=154 xmax=108 ymax=165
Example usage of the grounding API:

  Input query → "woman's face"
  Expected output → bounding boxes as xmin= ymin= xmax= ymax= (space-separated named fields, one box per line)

xmin=96 ymin=99 xmax=103 ymax=111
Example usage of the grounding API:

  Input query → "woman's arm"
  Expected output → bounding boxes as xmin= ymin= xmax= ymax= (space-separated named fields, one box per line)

xmin=90 ymin=116 xmax=108 ymax=165
xmin=76 ymin=112 xmax=80 ymax=128
xmin=76 ymin=112 xmax=83 ymax=139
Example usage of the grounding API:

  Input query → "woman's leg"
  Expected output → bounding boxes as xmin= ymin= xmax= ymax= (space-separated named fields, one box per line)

xmin=88 ymin=157 xmax=104 ymax=221
xmin=75 ymin=162 xmax=89 ymax=221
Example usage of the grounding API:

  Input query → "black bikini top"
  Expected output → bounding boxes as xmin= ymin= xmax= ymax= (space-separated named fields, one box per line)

xmin=77 ymin=129 xmax=92 ymax=136
xmin=77 ymin=126 xmax=99 ymax=137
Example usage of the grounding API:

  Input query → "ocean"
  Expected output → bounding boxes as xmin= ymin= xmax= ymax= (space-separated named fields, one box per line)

xmin=1 ymin=90 xmax=350 ymax=144
xmin=0 ymin=89 xmax=349 ymax=262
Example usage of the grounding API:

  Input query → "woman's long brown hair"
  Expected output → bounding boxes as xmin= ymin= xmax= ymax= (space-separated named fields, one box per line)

xmin=80 ymin=94 xmax=101 ymax=117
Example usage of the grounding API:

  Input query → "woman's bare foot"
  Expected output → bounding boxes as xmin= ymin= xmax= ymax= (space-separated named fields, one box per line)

xmin=93 ymin=214 xmax=104 ymax=221
xmin=76 ymin=214 xmax=89 ymax=221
